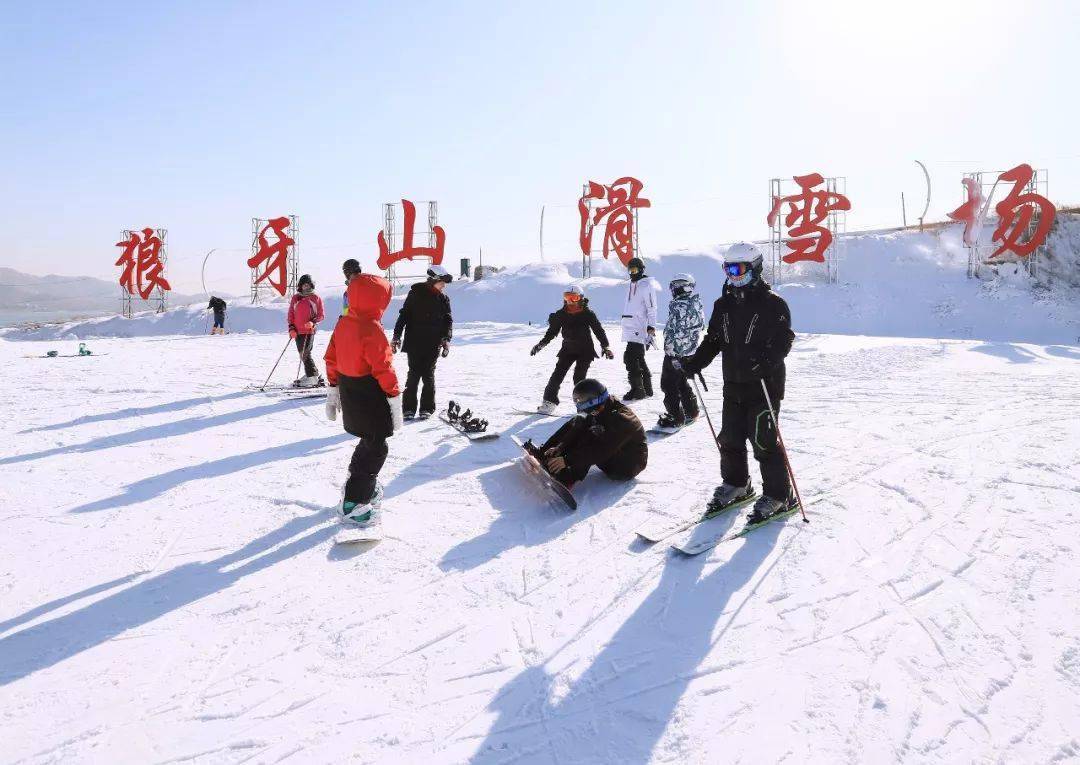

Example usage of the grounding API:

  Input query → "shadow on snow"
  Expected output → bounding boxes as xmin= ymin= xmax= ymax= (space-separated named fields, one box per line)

xmin=19 ymin=390 xmax=255 ymax=434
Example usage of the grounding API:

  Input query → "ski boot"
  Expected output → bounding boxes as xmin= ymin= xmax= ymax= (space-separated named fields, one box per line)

xmin=745 ymin=494 xmax=792 ymax=525
xmin=418 ymin=410 xmax=434 ymax=420
xmin=707 ymin=480 xmax=753 ymax=513
xmin=537 ymin=400 xmax=558 ymax=415
xmin=656 ymin=412 xmax=685 ymax=431
xmin=623 ymin=388 xmax=647 ymax=402
xmin=294 ymin=375 xmax=320 ymax=389
xmin=342 ymin=482 xmax=384 ymax=526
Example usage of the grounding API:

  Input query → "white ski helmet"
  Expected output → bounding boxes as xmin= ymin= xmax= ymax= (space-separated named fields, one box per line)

xmin=669 ymin=273 xmax=696 ymax=297
xmin=723 ymin=242 xmax=764 ymax=288
xmin=426 ymin=264 xmax=453 ymax=284
xmin=563 ymin=284 xmax=584 ymax=297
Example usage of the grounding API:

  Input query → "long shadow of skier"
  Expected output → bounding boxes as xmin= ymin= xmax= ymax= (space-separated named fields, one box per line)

xmin=68 ymin=434 xmax=352 ymax=513
xmin=18 ymin=391 xmax=255 ymax=434
xmin=1 ymin=397 xmax=322 ymax=467
xmin=0 ymin=512 xmax=335 ymax=686
xmin=465 ymin=524 xmax=797 ymax=763
xmin=438 ymin=463 xmax=638 ymax=572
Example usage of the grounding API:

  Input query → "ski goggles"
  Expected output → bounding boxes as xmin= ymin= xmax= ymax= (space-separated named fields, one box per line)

xmin=563 ymin=292 xmax=583 ymax=303
xmin=724 ymin=262 xmax=751 ymax=277
xmin=574 ymin=391 xmax=609 ymax=412
xmin=627 ymin=265 xmax=642 ymax=276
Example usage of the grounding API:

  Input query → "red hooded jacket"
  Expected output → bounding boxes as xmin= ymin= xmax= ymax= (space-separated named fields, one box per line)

xmin=324 ymin=275 xmax=399 ymax=397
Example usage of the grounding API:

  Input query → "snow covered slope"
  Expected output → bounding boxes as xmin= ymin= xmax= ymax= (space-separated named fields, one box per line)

xmin=8 ymin=223 xmax=1080 ymax=345
xmin=2 ymin=327 xmax=1079 ymax=763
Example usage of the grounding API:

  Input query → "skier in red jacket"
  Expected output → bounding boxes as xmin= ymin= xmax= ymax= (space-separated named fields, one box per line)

xmin=324 ymin=274 xmax=404 ymax=525
xmin=287 ymin=274 xmax=326 ymax=388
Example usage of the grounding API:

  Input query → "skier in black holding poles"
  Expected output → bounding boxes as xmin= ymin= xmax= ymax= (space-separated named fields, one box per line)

xmin=531 ymin=284 xmax=614 ymax=415
xmin=391 ymin=265 xmax=453 ymax=420
xmin=207 ymin=296 xmax=227 ymax=335
xmin=675 ymin=242 xmax=796 ymax=524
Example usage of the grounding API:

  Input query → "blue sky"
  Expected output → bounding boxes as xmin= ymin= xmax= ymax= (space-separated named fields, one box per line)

xmin=2 ymin=0 xmax=1076 ymax=293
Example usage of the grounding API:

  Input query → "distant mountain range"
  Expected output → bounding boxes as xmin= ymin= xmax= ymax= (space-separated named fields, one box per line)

xmin=0 ymin=267 xmax=211 ymax=327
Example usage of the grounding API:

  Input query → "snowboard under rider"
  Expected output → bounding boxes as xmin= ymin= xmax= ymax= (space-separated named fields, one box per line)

xmin=324 ymin=274 xmax=405 ymax=525
xmin=657 ymin=273 xmax=705 ymax=429
xmin=288 ymin=274 xmax=326 ymax=388
xmin=531 ymin=284 xmax=614 ymax=415
xmin=391 ymin=265 xmax=453 ymax=420
xmin=207 ymin=296 xmax=227 ymax=335
xmin=620 ymin=257 xmax=659 ymax=401
xmin=675 ymin=242 xmax=795 ymax=523
xmin=525 ymin=378 xmax=648 ymax=490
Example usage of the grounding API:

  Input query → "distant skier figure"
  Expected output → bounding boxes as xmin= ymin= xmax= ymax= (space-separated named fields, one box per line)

xmin=207 ymin=296 xmax=227 ymax=335
xmin=620 ymin=257 xmax=658 ymax=401
xmin=676 ymin=243 xmax=795 ymax=523
xmin=657 ymin=273 xmax=705 ymax=429
xmin=531 ymin=285 xmax=614 ymax=414
xmin=391 ymin=265 xmax=453 ymax=419
xmin=288 ymin=274 xmax=326 ymax=388
xmin=341 ymin=258 xmax=362 ymax=316
xmin=525 ymin=378 xmax=647 ymax=489
xmin=324 ymin=273 xmax=404 ymax=525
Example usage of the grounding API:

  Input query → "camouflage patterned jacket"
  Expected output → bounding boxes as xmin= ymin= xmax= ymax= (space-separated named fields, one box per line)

xmin=663 ymin=293 xmax=706 ymax=357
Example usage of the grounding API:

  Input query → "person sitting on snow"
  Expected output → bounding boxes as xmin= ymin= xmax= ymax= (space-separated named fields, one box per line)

xmin=525 ymin=378 xmax=647 ymax=489
xmin=530 ymin=284 xmax=614 ymax=415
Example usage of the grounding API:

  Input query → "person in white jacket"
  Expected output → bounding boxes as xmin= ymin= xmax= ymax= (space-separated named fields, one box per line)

xmin=620 ymin=257 xmax=658 ymax=400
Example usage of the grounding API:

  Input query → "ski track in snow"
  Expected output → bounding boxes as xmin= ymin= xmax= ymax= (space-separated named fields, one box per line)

xmin=1 ymin=326 xmax=1079 ymax=764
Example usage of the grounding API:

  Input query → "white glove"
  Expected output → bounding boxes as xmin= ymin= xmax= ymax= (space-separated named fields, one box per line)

xmin=325 ymin=386 xmax=340 ymax=421
xmin=389 ymin=394 xmax=404 ymax=434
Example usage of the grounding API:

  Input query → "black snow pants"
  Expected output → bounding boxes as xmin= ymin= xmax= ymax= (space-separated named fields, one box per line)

xmin=213 ymin=310 xmax=225 ymax=329
xmin=295 ymin=334 xmax=319 ymax=378
xmin=403 ymin=346 xmax=439 ymax=416
xmin=543 ymin=355 xmax=591 ymax=405
xmin=718 ymin=383 xmax=788 ymax=501
xmin=623 ymin=342 xmax=652 ymax=396
xmin=661 ymin=355 xmax=699 ymax=422
xmin=344 ymin=436 xmax=389 ymax=505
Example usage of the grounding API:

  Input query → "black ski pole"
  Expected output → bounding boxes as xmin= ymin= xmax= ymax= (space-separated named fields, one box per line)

xmin=689 ymin=375 xmax=723 ymax=462
xmin=260 ymin=337 xmax=293 ymax=391
xmin=696 ymin=372 xmax=709 ymax=392
xmin=759 ymin=378 xmax=809 ymax=523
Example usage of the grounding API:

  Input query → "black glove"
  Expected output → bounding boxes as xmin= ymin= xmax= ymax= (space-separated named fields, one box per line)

xmin=748 ymin=355 xmax=771 ymax=378
xmin=530 ymin=343 xmax=544 ymax=356
xmin=672 ymin=356 xmax=693 ymax=376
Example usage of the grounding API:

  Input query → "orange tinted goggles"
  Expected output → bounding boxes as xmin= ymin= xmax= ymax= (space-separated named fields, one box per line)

xmin=563 ymin=292 xmax=582 ymax=303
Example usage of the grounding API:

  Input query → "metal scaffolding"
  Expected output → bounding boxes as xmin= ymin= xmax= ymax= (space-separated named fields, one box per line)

xmin=250 ymin=215 xmax=299 ymax=304
xmin=579 ymin=183 xmax=643 ymax=279
xmin=382 ymin=200 xmax=439 ymax=287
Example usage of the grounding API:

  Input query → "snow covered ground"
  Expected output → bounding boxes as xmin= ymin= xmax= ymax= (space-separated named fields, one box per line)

xmin=3 ymin=322 xmax=1079 ymax=763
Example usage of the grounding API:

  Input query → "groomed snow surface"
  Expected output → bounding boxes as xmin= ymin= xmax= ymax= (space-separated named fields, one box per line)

xmin=3 ymin=322 xmax=1080 ymax=763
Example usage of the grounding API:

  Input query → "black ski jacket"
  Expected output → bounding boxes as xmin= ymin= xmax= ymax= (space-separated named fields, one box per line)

xmin=538 ymin=300 xmax=610 ymax=360
xmin=542 ymin=398 xmax=648 ymax=480
xmin=681 ymin=280 xmax=794 ymax=399
xmin=392 ymin=283 xmax=453 ymax=353
xmin=207 ymin=296 xmax=226 ymax=313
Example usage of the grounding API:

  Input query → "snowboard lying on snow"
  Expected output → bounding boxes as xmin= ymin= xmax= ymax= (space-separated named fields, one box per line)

xmin=439 ymin=401 xmax=499 ymax=441
xmin=511 ymin=435 xmax=577 ymax=510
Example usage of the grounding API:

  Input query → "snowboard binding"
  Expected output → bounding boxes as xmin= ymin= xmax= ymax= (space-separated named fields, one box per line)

xmin=447 ymin=400 xmax=488 ymax=433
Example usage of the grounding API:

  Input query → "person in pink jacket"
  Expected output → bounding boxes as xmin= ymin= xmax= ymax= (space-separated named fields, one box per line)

xmin=287 ymin=273 xmax=326 ymax=387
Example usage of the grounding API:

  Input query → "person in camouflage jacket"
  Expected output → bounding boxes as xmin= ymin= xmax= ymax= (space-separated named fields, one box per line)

xmin=658 ymin=273 xmax=705 ymax=427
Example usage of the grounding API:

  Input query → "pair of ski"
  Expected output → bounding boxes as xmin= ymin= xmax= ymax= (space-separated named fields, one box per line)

xmin=636 ymin=492 xmax=801 ymax=556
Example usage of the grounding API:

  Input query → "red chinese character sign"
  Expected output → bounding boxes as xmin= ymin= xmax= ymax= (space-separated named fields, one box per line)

xmin=578 ymin=177 xmax=651 ymax=268
xmin=378 ymin=199 xmax=445 ymax=272
xmin=947 ymin=164 xmax=1055 ymax=263
xmin=115 ymin=228 xmax=170 ymax=316
xmin=767 ymin=173 xmax=851 ymax=267
xmin=248 ymin=215 xmax=298 ymax=303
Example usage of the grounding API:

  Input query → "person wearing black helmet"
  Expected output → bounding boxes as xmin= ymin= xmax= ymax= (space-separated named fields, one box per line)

xmin=391 ymin=264 xmax=454 ymax=419
xmin=341 ymin=259 xmax=362 ymax=316
xmin=527 ymin=378 xmax=648 ymax=490
xmin=620 ymin=256 xmax=659 ymax=401
xmin=287 ymin=273 xmax=326 ymax=387
xmin=675 ymin=242 xmax=795 ymax=523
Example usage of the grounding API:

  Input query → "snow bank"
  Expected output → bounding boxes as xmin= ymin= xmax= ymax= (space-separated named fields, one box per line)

xmin=7 ymin=224 xmax=1080 ymax=344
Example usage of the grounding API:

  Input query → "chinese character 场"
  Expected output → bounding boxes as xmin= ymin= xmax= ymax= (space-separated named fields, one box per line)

xmin=948 ymin=164 xmax=1056 ymax=260
xmin=115 ymin=228 xmax=171 ymax=300
xmin=248 ymin=217 xmax=295 ymax=297
xmin=767 ymin=173 xmax=851 ymax=264
xmin=579 ymin=177 xmax=651 ymax=266
xmin=377 ymin=199 xmax=445 ymax=271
